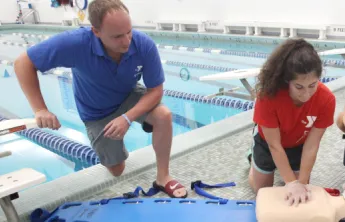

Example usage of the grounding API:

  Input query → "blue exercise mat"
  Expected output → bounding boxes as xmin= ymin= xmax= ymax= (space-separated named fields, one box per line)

xmin=32 ymin=198 xmax=257 ymax=222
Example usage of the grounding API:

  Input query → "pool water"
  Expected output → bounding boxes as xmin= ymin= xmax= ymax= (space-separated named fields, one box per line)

xmin=0 ymin=134 xmax=77 ymax=183
xmin=0 ymin=26 xmax=344 ymax=183
xmin=0 ymin=72 xmax=242 ymax=150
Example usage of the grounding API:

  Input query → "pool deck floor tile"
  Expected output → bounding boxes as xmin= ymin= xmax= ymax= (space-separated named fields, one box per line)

xmin=86 ymin=88 xmax=345 ymax=202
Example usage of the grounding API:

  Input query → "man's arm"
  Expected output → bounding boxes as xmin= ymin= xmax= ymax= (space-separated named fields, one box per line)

xmin=14 ymin=31 xmax=80 ymax=112
xmin=298 ymin=127 xmax=326 ymax=184
xmin=14 ymin=30 xmax=82 ymax=129
xmin=125 ymin=84 xmax=163 ymax=122
xmin=14 ymin=52 xmax=48 ymax=113
xmin=125 ymin=35 xmax=165 ymax=122
xmin=261 ymin=126 xmax=297 ymax=183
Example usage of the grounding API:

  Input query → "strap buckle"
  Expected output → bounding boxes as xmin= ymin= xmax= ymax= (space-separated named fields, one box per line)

xmin=191 ymin=180 xmax=202 ymax=190
xmin=123 ymin=192 xmax=138 ymax=199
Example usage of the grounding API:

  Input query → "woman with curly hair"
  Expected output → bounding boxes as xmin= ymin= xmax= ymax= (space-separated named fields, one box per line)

xmin=248 ymin=38 xmax=336 ymax=206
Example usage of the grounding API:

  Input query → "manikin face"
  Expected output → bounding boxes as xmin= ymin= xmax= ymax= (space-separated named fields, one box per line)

xmin=288 ymin=72 xmax=319 ymax=105
xmin=92 ymin=9 xmax=132 ymax=54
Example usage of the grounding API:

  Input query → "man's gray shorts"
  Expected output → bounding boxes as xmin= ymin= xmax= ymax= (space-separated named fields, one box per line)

xmin=84 ymin=84 xmax=157 ymax=167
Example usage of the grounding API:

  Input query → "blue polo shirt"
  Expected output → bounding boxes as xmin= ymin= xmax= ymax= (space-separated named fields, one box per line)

xmin=27 ymin=27 xmax=165 ymax=121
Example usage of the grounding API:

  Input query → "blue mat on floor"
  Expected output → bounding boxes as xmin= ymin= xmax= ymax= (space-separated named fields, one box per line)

xmin=31 ymin=198 xmax=257 ymax=222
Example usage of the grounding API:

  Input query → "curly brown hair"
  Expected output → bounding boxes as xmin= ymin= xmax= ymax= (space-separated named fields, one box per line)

xmin=255 ymin=38 xmax=322 ymax=98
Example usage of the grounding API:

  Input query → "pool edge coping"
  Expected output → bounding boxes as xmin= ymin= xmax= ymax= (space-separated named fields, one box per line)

xmin=2 ymin=23 xmax=345 ymax=44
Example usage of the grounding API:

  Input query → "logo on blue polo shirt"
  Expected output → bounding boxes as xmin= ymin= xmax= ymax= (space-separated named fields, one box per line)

xmin=135 ymin=65 xmax=143 ymax=80
xmin=135 ymin=65 xmax=143 ymax=72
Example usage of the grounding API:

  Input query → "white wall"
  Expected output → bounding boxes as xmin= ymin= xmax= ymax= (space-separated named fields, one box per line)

xmin=328 ymin=0 xmax=345 ymax=25
xmin=0 ymin=0 xmax=19 ymax=23
xmin=32 ymin=0 xmax=81 ymax=24
xmin=127 ymin=0 xmax=332 ymax=27
xmin=0 ymin=0 xmax=343 ymax=27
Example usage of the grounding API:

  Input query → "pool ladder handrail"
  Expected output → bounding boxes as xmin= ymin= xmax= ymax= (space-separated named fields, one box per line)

xmin=19 ymin=9 xmax=40 ymax=24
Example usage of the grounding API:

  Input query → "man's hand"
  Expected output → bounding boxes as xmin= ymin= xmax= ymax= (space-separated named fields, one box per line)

xmin=35 ymin=109 xmax=61 ymax=130
xmin=103 ymin=115 xmax=130 ymax=140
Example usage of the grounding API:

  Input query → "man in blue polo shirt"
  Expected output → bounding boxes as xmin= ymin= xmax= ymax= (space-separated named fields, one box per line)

xmin=13 ymin=0 xmax=187 ymax=198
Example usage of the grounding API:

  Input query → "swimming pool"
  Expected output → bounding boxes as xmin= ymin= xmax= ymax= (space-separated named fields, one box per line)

xmin=0 ymin=25 xmax=344 ymax=183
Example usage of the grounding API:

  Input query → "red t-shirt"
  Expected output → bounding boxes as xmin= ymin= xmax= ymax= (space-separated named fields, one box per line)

xmin=253 ymin=81 xmax=335 ymax=148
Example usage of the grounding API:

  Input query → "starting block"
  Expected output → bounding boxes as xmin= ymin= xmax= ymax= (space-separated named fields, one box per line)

xmin=318 ymin=48 xmax=345 ymax=59
xmin=0 ymin=151 xmax=46 ymax=222
xmin=199 ymin=47 xmax=345 ymax=101
xmin=203 ymin=87 xmax=240 ymax=99
xmin=200 ymin=68 xmax=261 ymax=100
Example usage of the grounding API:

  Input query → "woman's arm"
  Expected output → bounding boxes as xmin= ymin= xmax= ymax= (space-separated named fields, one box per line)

xmin=261 ymin=126 xmax=297 ymax=183
xmin=299 ymin=93 xmax=335 ymax=183
xmin=298 ymin=127 xmax=326 ymax=184
xmin=336 ymin=111 xmax=345 ymax=133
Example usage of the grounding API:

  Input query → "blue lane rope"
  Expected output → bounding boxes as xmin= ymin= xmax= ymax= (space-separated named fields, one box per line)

xmin=0 ymin=116 xmax=99 ymax=166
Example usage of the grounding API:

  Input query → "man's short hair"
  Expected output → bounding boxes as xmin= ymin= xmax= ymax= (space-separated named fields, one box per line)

xmin=88 ymin=0 xmax=129 ymax=29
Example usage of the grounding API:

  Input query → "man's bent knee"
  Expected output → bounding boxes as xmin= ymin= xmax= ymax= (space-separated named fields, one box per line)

xmin=107 ymin=161 xmax=125 ymax=177
xmin=149 ymin=105 xmax=172 ymax=126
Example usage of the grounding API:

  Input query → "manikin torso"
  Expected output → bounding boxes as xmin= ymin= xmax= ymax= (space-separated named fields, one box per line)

xmin=256 ymin=185 xmax=345 ymax=222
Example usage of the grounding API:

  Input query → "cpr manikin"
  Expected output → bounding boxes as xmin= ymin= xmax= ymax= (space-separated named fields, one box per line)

xmin=256 ymin=185 xmax=345 ymax=222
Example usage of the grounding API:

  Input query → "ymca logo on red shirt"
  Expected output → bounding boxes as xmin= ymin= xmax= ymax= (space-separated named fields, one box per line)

xmin=297 ymin=116 xmax=317 ymax=143
xmin=301 ymin=116 xmax=317 ymax=128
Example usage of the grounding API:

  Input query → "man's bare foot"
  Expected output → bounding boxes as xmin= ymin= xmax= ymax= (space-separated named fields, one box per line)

xmin=154 ymin=176 xmax=188 ymax=198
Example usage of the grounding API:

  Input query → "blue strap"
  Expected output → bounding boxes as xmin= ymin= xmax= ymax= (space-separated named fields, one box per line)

xmin=191 ymin=180 xmax=236 ymax=204
xmin=128 ymin=186 xmax=160 ymax=198
xmin=100 ymin=186 xmax=160 ymax=204
xmin=30 ymin=208 xmax=59 ymax=222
